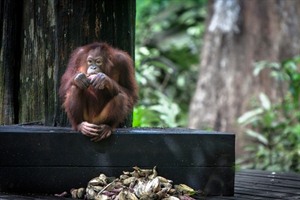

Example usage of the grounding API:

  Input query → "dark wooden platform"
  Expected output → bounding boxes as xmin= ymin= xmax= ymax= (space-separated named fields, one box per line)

xmin=1 ymin=170 xmax=299 ymax=199
xmin=206 ymin=170 xmax=300 ymax=200
xmin=0 ymin=125 xmax=235 ymax=196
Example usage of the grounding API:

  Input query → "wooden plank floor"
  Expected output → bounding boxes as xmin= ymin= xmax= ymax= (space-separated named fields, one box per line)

xmin=204 ymin=170 xmax=300 ymax=200
xmin=1 ymin=170 xmax=299 ymax=200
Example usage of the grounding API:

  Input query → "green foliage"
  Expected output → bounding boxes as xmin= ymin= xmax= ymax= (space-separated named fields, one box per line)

xmin=134 ymin=0 xmax=207 ymax=127
xmin=238 ymin=56 xmax=300 ymax=172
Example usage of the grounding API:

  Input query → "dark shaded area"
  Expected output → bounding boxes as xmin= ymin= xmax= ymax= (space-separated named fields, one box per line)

xmin=0 ymin=0 xmax=23 ymax=124
xmin=0 ymin=126 xmax=235 ymax=196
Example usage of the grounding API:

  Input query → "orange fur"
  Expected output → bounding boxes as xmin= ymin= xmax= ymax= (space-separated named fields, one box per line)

xmin=59 ymin=42 xmax=138 ymax=138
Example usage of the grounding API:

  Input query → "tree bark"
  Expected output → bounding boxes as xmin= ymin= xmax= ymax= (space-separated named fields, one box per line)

xmin=0 ymin=0 xmax=135 ymax=126
xmin=188 ymin=0 xmax=300 ymax=152
xmin=0 ymin=0 xmax=22 ymax=124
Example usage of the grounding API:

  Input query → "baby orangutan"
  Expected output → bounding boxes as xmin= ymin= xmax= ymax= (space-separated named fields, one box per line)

xmin=59 ymin=42 xmax=138 ymax=141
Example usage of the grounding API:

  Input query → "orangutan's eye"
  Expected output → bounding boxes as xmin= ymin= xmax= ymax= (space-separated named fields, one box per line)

xmin=87 ymin=59 xmax=93 ymax=65
xmin=96 ymin=60 xmax=102 ymax=66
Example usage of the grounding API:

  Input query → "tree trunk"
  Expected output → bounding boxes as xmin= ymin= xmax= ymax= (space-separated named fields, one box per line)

xmin=0 ymin=0 xmax=22 ymax=124
xmin=188 ymin=0 xmax=300 ymax=153
xmin=0 ymin=0 xmax=135 ymax=126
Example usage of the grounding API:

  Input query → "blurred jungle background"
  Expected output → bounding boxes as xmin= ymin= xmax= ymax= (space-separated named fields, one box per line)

xmin=134 ymin=0 xmax=206 ymax=127
xmin=133 ymin=0 xmax=300 ymax=173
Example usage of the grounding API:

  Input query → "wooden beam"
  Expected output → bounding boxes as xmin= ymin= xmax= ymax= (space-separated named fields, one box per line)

xmin=0 ymin=126 xmax=235 ymax=195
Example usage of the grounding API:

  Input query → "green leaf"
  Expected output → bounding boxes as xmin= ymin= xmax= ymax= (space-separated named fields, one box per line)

xmin=259 ymin=93 xmax=271 ymax=110
xmin=133 ymin=106 xmax=161 ymax=127
xmin=253 ymin=61 xmax=267 ymax=76
xmin=245 ymin=129 xmax=268 ymax=145
xmin=238 ymin=108 xmax=263 ymax=125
